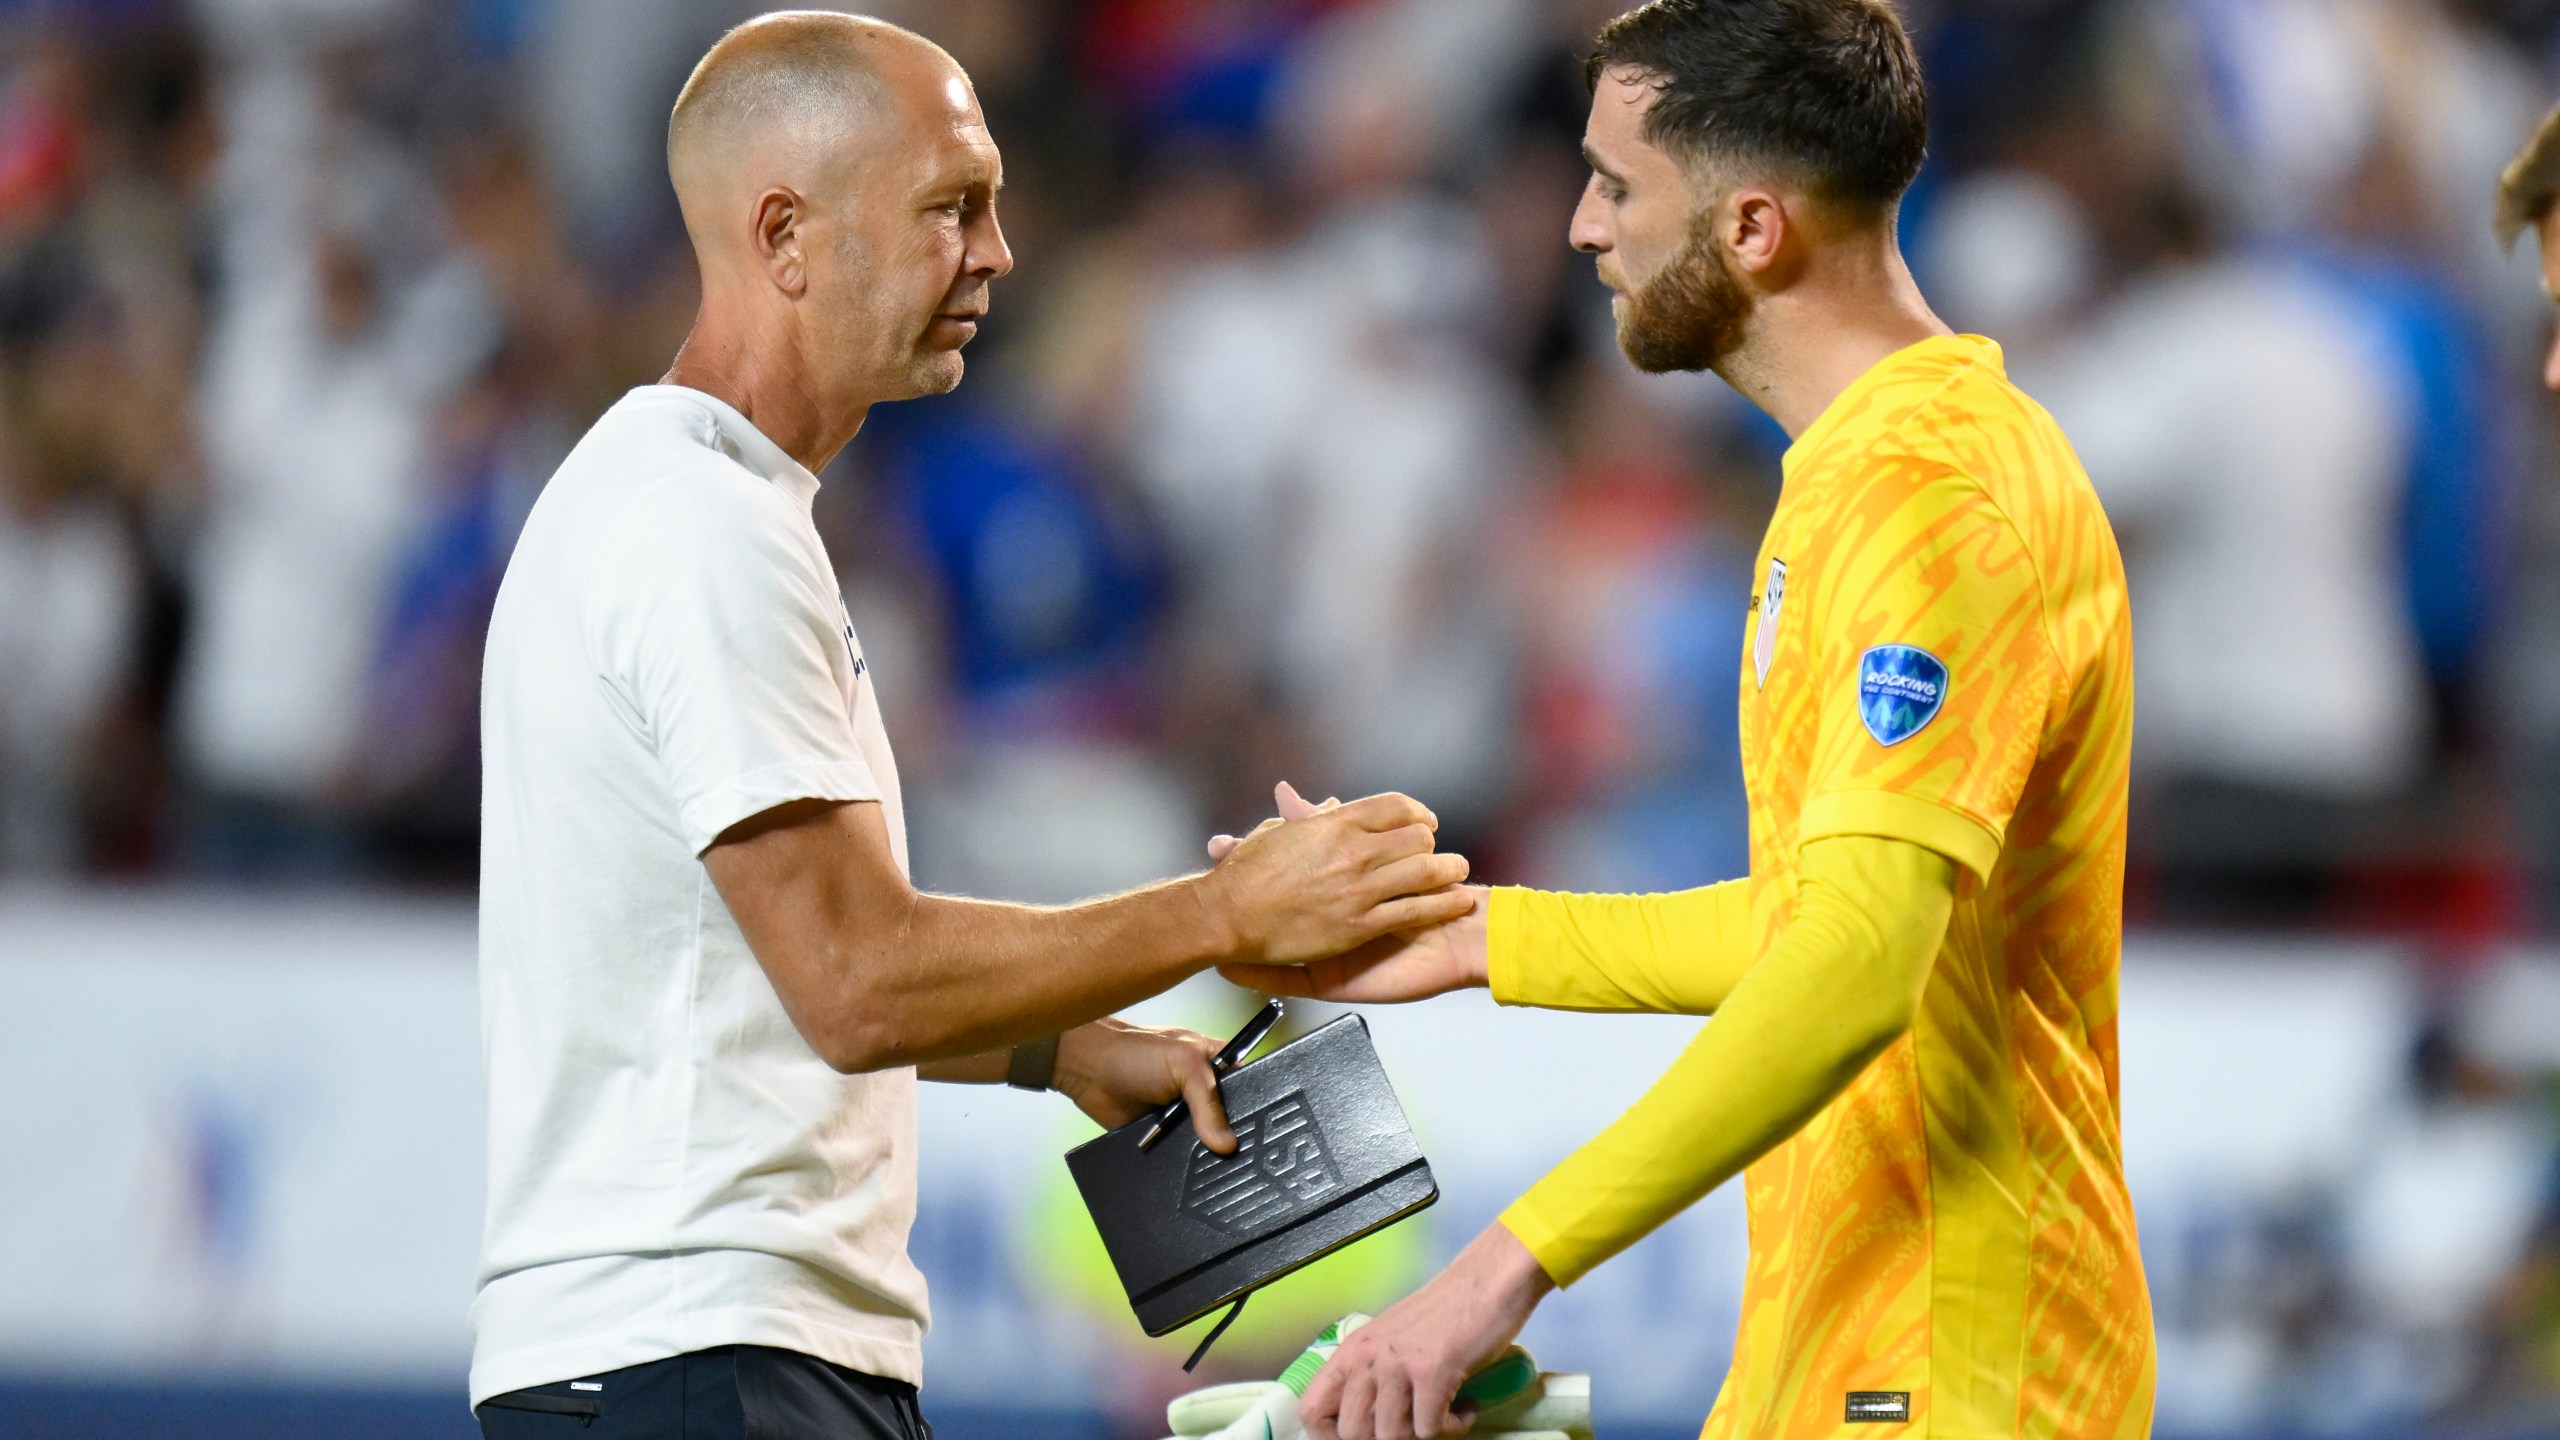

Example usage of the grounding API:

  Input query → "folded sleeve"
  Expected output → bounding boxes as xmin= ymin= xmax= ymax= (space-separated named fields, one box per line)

xmin=1795 ymin=470 xmax=2061 ymax=882
xmin=593 ymin=469 xmax=882 ymax=854
xmin=1498 ymin=836 xmax=1955 ymax=1286
xmin=1485 ymin=881 xmax=1754 ymax=1016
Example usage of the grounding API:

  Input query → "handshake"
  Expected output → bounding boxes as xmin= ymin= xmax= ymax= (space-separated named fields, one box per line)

xmin=1193 ymin=782 xmax=1493 ymax=1008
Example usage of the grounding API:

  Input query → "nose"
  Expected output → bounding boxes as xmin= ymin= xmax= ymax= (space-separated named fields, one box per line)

xmin=1568 ymin=175 xmax=1610 ymax=256
xmin=2544 ymin=325 xmax=2560 ymax=393
xmin=971 ymin=208 xmax=1014 ymax=281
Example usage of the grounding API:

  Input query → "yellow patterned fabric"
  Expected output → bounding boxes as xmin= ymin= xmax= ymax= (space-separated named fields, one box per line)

xmin=1484 ymin=880 xmax=1752 ymax=1015
xmin=1492 ymin=336 xmax=2154 ymax=1439
xmin=1493 ymin=834 xmax=1955 ymax=1281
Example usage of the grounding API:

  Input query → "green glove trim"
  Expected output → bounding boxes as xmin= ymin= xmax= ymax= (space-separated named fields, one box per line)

xmin=1454 ymin=1347 xmax=1539 ymax=1411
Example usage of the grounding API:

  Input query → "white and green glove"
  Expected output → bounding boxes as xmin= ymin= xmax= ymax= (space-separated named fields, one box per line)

xmin=1162 ymin=1315 xmax=1593 ymax=1440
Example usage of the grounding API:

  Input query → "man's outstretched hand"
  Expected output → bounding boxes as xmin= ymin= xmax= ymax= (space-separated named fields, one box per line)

xmin=1198 ymin=785 xmax=1475 ymax=967
xmin=1218 ymin=886 xmax=1487 ymax=1002
xmin=1298 ymin=1223 xmax=1555 ymax=1440
xmin=1211 ymin=782 xmax=1490 ymax=1004
xmin=1205 ymin=780 xmax=1335 ymax=863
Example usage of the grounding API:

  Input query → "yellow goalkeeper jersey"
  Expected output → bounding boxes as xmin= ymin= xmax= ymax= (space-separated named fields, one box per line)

xmin=1718 ymin=334 xmax=2148 ymax=1438
xmin=1500 ymin=335 xmax=2153 ymax=1438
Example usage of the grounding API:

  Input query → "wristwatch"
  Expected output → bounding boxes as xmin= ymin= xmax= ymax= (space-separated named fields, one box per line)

xmin=1007 ymin=1033 xmax=1060 ymax=1092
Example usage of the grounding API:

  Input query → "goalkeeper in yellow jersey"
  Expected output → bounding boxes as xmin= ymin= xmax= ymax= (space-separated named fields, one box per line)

xmin=1219 ymin=2 xmax=2154 ymax=1437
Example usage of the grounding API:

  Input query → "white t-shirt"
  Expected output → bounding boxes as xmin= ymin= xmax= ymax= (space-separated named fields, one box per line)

xmin=471 ymin=386 xmax=924 ymax=1404
xmin=2034 ymin=258 xmax=2424 ymax=797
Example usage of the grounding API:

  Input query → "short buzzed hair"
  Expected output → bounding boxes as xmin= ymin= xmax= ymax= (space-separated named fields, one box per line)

xmin=2496 ymin=102 xmax=2560 ymax=250
xmin=667 ymin=11 xmax=907 ymax=168
xmin=1585 ymin=0 xmax=1927 ymax=219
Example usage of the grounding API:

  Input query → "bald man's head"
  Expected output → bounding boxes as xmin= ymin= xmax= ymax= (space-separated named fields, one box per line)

xmin=661 ymin=10 xmax=1012 ymax=445
xmin=669 ymin=13 xmax=934 ymax=224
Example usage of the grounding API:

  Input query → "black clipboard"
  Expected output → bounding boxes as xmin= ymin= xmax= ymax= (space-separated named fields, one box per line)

xmin=1066 ymin=1013 xmax=1439 ymax=1339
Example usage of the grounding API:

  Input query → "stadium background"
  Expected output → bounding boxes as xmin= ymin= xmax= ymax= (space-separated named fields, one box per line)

xmin=4 ymin=0 xmax=2560 ymax=1436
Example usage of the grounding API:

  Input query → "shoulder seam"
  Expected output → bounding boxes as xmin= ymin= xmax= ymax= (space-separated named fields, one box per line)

xmin=574 ymin=439 xmax=778 ymax=683
xmin=1891 ymin=357 xmax=2070 ymax=676
xmin=1914 ymin=353 xmax=2068 ymax=666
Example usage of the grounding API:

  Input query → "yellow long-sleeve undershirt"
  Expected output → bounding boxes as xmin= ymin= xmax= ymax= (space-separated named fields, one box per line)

xmin=1489 ymin=835 xmax=1958 ymax=1287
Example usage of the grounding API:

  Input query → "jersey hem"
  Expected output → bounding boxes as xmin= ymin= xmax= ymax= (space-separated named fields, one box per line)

xmin=469 ymin=1306 xmax=925 ymax=1407
xmin=1485 ymin=887 xmax=1530 ymax=1006
xmin=1799 ymin=790 xmax=2001 ymax=882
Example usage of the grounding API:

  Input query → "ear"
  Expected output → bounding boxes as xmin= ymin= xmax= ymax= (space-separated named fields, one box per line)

xmin=749 ymin=186 xmax=810 ymax=297
xmin=1725 ymin=187 xmax=1789 ymax=277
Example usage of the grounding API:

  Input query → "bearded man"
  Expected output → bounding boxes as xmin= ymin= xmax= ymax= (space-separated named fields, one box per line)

xmin=1223 ymin=3 xmax=2157 ymax=1436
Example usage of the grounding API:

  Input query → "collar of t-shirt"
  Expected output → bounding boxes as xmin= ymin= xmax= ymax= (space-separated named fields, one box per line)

xmin=628 ymin=384 xmax=822 ymax=508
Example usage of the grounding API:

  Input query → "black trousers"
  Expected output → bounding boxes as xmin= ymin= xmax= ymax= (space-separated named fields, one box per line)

xmin=476 ymin=1345 xmax=930 ymax=1440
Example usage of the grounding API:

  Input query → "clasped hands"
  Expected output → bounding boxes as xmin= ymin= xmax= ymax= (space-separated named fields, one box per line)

xmin=1058 ymin=781 xmax=1542 ymax=1440
xmin=1043 ymin=782 xmax=1479 ymax=1157
xmin=1211 ymin=781 xmax=1491 ymax=1005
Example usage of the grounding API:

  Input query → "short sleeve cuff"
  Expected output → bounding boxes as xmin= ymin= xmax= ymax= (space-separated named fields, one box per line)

xmin=1485 ymin=886 xmax=1533 ymax=1007
xmin=681 ymin=760 xmax=884 ymax=855
xmin=1799 ymin=789 xmax=2002 ymax=882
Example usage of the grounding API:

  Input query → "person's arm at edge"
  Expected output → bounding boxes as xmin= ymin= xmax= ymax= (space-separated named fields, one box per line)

xmin=701 ymin=792 xmax=1474 ymax=1077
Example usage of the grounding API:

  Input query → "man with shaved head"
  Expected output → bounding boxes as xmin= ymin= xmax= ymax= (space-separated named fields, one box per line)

xmin=469 ymin=14 xmax=1473 ymax=1437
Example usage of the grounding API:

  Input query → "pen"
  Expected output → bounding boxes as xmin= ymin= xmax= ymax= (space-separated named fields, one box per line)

xmin=1138 ymin=998 xmax=1285 ymax=1151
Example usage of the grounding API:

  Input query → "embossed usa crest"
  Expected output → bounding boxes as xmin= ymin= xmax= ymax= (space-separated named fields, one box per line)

xmin=1182 ymin=1091 xmax=1341 ymax=1231
xmin=1857 ymin=643 xmax=1948 ymax=746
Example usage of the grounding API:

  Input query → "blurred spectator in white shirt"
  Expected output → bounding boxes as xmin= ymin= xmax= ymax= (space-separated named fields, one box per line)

xmin=2051 ymin=254 xmax=2423 ymax=800
xmin=1934 ymin=167 xmax=2426 ymax=891
xmin=0 ymin=431 xmax=136 ymax=873
xmin=1125 ymin=0 xmax=1534 ymax=840
xmin=176 ymin=37 xmax=493 ymax=872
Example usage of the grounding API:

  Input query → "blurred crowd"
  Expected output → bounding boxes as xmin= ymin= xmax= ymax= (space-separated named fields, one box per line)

xmin=2 ymin=0 xmax=2555 ymax=928
xmin=6 ymin=0 xmax=2560 ymax=1431
xmin=8 ymin=0 xmax=2560 ymax=934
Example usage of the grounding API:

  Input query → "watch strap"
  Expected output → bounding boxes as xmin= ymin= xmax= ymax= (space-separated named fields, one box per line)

xmin=1007 ymin=1033 xmax=1060 ymax=1091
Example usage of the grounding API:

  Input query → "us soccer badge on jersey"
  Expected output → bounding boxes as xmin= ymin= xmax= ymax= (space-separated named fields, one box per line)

xmin=1857 ymin=643 xmax=1948 ymax=746
xmin=1754 ymin=558 xmax=1786 ymax=688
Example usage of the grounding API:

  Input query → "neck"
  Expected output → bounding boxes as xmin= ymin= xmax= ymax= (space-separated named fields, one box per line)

xmin=1714 ymin=228 xmax=1951 ymax=441
xmin=661 ymin=296 xmax=869 ymax=474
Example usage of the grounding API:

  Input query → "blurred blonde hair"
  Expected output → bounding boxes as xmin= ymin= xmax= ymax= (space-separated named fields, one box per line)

xmin=2493 ymin=101 xmax=2560 ymax=249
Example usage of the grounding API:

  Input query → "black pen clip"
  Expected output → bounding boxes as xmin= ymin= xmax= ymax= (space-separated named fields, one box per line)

xmin=1137 ymin=997 xmax=1284 ymax=1151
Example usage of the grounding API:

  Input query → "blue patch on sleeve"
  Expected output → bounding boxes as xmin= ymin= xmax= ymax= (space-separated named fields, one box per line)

xmin=1858 ymin=645 xmax=1949 ymax=746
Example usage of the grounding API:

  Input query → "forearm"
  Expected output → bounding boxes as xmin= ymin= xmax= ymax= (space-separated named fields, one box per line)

xmin=714 ymin=792 xmax=1467 ymax=1075
xmin=824 ymin=877 xmax=1232 ymax=1070
xmin=1486 ymin=879 xmax=1754 ymax=1014
xmin=916 ymin=1050 xmax=1010 ymax=1084
xmin=1499 ymin=837 xmax=1956 ymax=1285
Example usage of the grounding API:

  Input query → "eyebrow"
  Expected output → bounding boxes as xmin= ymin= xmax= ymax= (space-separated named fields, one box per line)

xmin=1581 ymin=140 xmax=1625 ymax=186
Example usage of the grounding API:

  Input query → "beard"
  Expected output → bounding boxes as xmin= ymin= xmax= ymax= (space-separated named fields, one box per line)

xmin=1615 ymin=218 xmax=1755 ymax=373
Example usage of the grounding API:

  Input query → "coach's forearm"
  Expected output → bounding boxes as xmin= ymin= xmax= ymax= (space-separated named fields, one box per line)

xmin=1498 ymin=836 xmax=1955 ymax=1285
xmin=915 ymin=1051 xmax=1012 ymax=1084
xmin=710 ymin=794 xmax=1466 ymax=1075
xmin=825 ymin=880 xmax=1235 ymax=1070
